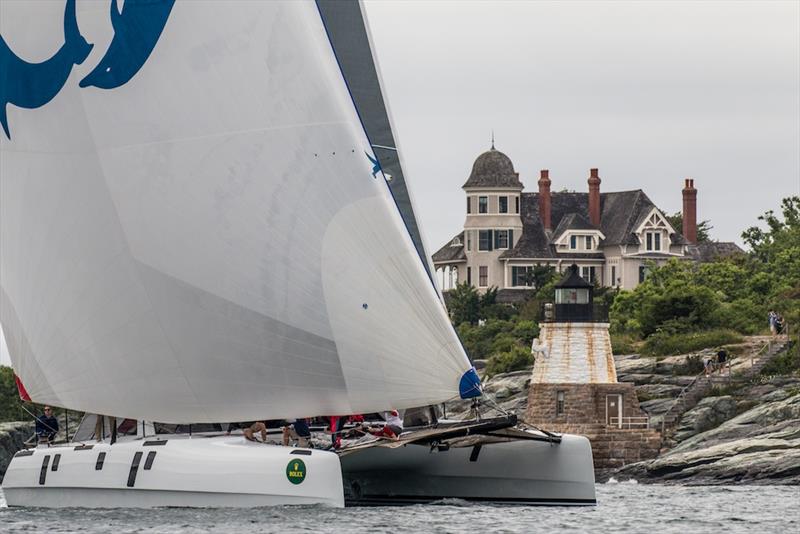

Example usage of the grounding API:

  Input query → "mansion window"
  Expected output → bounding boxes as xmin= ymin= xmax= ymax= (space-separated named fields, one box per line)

xmin=515 ymin=196 xmax=520 ymax=214
xmin=479 ymin=266 xmax=488 ymax=287
xmin=478 ymin=196 xmax=488 ymax=213
xmin=478 ymin=230 xmax=492 ymax=251
xmin=580 ymin=266 xmax=597 ymax=284
xmin=645 ymin=231 xmax=662 ymax=251
xmin=585 ymin=236 xmax=593 ymax=250
xmin=639 ymin=265 xmax=650 ymax=283
xmin=466 ymin=231 xmax=472 ymax=251
xmin=467 ymin=266 xmax=472 ymax=285
xmin=499 ymin=196 xmax=508 ymax=213
xmin=611 ymin=265 xmax=617 ymax=286
xmin=467 ymin=197 xmax=471 ymax=214
xmin=570 ymin=235 xmax=577 ymax=249
xmin=511 ymin=266 xmax=534 ymax=287
xmin=494 ymin=230 xmax=511 ymax=249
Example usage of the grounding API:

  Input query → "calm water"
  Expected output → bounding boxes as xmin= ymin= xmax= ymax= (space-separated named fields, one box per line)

xmin=1 ymin=482 xmax=798 ymax=533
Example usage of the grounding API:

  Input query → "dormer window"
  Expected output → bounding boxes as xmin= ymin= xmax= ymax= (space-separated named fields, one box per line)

xmin=570 ymin=235 xmax=577 ymax=249
xmin=451 ymin=237 xmax=462 ymax=246
xmin=645 ymin=231 xmax=662 ymax=251
xmin=637 ymin=209 xmax=673 ymax=253
xmin=585 ymin=236 xmax=593 ymax=250
xmin=478 ymin=196 xmax=488 ymax=214
xmin=499 ymin=196 xmax=508 ymax=213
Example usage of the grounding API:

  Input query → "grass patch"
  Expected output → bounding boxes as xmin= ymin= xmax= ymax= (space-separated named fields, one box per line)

xmin=760 ymin=342 xmax=799 ymax=377
xmin=611 ymin=333 xmax=641 ymax=355
xmin=642 ymin=328 xmax=743 ymax=357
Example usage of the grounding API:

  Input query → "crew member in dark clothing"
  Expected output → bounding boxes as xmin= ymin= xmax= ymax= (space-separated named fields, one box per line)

xmin=35 ymin=406 xmax=59 ymax=443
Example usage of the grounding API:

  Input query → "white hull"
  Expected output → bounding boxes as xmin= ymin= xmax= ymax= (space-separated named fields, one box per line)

xmin=2 ymin=436 xmax=344 ymax=508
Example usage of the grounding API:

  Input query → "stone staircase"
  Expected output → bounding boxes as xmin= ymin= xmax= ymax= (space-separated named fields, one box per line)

xmin=660 ymin=336 xmax=791 ymax=437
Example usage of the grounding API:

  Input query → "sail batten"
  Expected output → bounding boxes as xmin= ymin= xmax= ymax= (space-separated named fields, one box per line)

xmin=0 ymin=0 xmax=474 ymax=423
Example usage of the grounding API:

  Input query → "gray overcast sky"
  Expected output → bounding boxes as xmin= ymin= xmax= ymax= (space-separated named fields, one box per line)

xmin=363 ymin=0 xmax=800 ymax=253
xmin=2 ymin=1 xmax=798 ymax=368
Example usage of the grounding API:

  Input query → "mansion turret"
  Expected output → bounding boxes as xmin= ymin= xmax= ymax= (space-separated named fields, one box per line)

xmin=432 ymin=146 xmax=736 ymax=298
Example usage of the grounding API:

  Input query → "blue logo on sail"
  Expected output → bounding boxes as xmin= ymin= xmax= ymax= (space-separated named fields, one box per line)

xmin=0 ymin=0 xmax=175 ymax=138
xmin=80 ymin=0 xmax=176 ymax=90
xmin=0 ymin=0 xmax=93 ymax=139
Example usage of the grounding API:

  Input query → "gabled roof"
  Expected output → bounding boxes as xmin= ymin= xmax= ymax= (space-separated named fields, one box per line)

xmin=432 ymin=232 xmax=466 ymax=263
xmin=497 ymin=189 xmax=690 ymax=260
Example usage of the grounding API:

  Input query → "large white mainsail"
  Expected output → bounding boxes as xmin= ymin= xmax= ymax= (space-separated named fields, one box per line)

xmin=0 ymin=0 xmax=478 ymax=422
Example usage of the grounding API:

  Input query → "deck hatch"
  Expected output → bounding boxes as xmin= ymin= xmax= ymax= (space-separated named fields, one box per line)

xmin=15 ymin=450 xmax=34 ymax=457
xmin=95 ymin=452 xmax=106 ymax=470
xmin=290 ymin=450 xmax=312 ymax=456
xmin=39 ymin=455 xmax=50 ymax=485
xmin=143 ymin=440 xmax=168 ymax=446
xmin=74 ymin=444 xmax=94 ymax=451
xmin=143 ymin=451 xmax=156 ymax=470
xmin=127 ymin=451 xmax=143 ymax=487
xmin=51 ymin=454 xmax=61 ymax=471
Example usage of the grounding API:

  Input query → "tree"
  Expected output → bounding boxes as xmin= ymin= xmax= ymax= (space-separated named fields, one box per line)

xmin=447 ymin=282 xmax=481 ymax=325
xmin=666 ymin=212 xmax=713 ymax=242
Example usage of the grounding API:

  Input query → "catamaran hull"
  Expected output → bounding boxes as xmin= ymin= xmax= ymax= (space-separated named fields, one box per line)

xmin=340 ymin=434 xmax=596 ymax=506
xmin=2 ymin=437 xmax=344 ymax=508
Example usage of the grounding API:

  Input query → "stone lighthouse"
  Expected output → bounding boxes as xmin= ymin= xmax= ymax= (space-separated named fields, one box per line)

xmin=525 ymin=265 xmax=661 ymax=470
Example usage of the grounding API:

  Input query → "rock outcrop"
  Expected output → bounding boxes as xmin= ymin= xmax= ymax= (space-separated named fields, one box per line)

xmin=0 ymin=421 xmax=33 ymax=482
xmin=617 ymin=390 xmax=800 ymax=484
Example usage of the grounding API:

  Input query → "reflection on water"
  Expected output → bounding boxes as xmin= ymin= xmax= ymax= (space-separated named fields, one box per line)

xmin=1 ymin=484 xmax=798 ymax=533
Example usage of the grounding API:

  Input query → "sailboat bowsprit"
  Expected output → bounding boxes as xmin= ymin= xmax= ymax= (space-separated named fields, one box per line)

xmin=0 ymin=0 xmax=595 ymax=507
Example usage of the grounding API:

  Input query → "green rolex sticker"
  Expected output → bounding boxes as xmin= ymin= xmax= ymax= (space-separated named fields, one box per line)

xmin=286 ymin=459 xmax=307 ymax=484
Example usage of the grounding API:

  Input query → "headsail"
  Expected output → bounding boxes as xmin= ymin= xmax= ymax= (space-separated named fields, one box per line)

xmin=316 ymin=1 xmax=434 ymax=283
xmin=0 ymin=0 xmax=475 ymax=423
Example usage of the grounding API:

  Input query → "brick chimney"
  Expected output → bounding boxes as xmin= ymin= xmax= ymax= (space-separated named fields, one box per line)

xmin=538 ymin=169 xmax=552 ymax=230
xmin=588 ymin=168 xmax=601 ymax=227
xmin=682 ymin=178 xmax=697 ymax=244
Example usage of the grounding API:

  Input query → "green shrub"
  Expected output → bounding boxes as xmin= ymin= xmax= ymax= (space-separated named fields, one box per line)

xmin=511 ymin=320 xmax=538 ymax=345
xmin=643 ymin=329 xmax=743 ymax=356
xmin=611 ymin=333 xmax=640 ymax=355
xmin=760 ymin=342 xmax=799 ymax=376
xmin=485 ymin=346 xmax=533 ymax=378
xmin=490 ymin=334 xmax=516 ymax=354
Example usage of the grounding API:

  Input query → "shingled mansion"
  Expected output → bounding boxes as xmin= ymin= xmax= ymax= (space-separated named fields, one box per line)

xmin=432 ymin=145 xmax=739 ymax=298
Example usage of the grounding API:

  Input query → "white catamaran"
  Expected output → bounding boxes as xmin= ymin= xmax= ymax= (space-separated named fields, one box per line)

xmin=0 ymin=0 xmax=595 ymax=507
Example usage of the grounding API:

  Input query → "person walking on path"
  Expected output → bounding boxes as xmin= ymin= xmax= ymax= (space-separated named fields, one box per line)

xmin=768 ymin=310 xmax=778 ymax=335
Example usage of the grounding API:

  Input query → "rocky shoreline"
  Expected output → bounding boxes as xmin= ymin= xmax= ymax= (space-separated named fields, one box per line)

xmin=0 ymin=421 xmax=33 ymax=483
xmin=446 ymin=340 xmax=799 ymax=485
